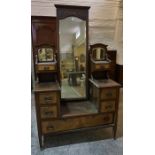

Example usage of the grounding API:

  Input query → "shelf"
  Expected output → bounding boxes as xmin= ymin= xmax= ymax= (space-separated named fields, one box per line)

xmin=91 ymin=59 xmax=110 ymax=64
xmin=61 ymin=101 xmax=98 ymax=118
xmin=34 ymin=82 xmax=60 ymax=92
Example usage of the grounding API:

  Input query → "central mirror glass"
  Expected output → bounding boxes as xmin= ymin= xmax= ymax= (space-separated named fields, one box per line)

xmin=59 ymin=17 xmax=86 ymax=99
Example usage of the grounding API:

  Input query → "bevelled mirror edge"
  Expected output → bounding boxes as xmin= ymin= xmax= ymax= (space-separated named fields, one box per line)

xmin=55 ymin=5 xmax=90 ymax=101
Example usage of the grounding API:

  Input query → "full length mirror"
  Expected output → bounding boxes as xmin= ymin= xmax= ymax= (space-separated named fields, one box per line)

xmin=59 ymin=17 xmax=86 ymax=99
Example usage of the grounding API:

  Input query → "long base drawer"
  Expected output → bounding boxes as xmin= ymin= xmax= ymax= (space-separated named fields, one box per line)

xmin=41 ymin=113 xmax=113 ymax=134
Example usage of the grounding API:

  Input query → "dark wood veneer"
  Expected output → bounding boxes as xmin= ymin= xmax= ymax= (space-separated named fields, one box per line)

xmin=55 ymin=5 xmax=90 ymax=20
xmin=115 ymin=64 xmax=123 ymax=87
xmin=31 ymin=16 xmax=58 ymax=80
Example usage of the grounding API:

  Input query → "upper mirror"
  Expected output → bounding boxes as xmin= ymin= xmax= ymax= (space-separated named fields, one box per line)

xmin=38 ymin=47 xmax=54 ymax=62
xmin=59 ymin=17 xmax=86 ymax=99
xmin=92 ymin=47 xmax=107 ymax=61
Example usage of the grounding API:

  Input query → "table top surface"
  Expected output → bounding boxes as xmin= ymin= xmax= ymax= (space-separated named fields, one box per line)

xmin=89 ymin=79 xmax=121 ymax=88
xmin=34 ymin=82 xmax=60 ymax=92
xmin=68 ymin=71 xmax=85 ymax=74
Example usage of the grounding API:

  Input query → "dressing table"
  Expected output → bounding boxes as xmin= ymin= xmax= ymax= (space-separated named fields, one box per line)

xmin=32 ymin=5 xmax=121 ymax=148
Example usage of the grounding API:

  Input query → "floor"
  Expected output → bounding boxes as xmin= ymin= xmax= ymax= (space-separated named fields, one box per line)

xmin=31 ymin=88 xmax=123 ymax=155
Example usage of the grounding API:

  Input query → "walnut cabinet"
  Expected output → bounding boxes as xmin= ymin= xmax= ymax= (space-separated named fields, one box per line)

xmin=32 ymin=5 xmax=121 ymax=148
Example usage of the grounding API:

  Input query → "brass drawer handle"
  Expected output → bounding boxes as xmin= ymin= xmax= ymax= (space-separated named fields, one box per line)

xmin=44 ymin=111 xmax=54 ymax=116
xmin=106 ymin=92 xmax=113 ymax=97
xmin=105 ymin=105 xmax=113 ymax=109
xmin=47 ymin=125 xmax=54 ymax=130
xmin=44 ymin=96 xmax=53 ymax=101
xmin=104 ymin=64 xmax=110 ymax=68
xmin=103 ymin=116 xmax=110 ymax=121
xmin=44 ymin=66 xmax=49 ymax=70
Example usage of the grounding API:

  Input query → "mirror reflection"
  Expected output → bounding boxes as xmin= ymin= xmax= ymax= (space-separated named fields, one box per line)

xmin=92 ymin=48 xmax=106 ymax=61
xmin=38 ymin=47 xmax=54 ymax=62
xmin=59 ymin=17 xmax=86 ymax=99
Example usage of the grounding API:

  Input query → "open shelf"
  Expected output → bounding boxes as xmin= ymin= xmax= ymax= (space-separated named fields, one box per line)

xmin=61 ymin=101 xmax=98 ymax=118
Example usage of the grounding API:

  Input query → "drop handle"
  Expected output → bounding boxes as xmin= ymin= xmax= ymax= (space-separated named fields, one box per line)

xmin=106 ymin=92 xmax=113 ymax=97
xmin=105 ymin=105 xmax=113 ymax=109
xmin=44 ymin=96 xmax=53 ymax=101
xmin=103 ymin=117 xmax=110 ymax=121
xmin=47 ymin=125 xmax=54 ymax=130
xmin=44 ymin=66 xmax=49 ymax=70
xmin=44 ymin=111 xmax=54 ymax=115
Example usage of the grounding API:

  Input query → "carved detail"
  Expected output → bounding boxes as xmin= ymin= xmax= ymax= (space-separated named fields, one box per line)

xmin=55 ymin=5 xmax=90 ymax=20
xmin=58 ymin=8 xmax=88 ymax=20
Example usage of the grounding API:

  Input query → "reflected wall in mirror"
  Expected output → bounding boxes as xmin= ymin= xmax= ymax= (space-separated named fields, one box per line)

xmin=59 ymin=17 xmax=86 ymax=99
xmin=92 ymin=47 xmax=107 ymax=61
xmin=38 ymin=47 xmax=54 ymax=62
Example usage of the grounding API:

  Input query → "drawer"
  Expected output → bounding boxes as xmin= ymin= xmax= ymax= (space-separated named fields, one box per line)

xmin=39 ymin=92 xmax=58 ymax=105
xmin=101 ymin=88 xmax=116 ymax=100
xmin=41 ymin=113 xmax=113 ymax=134
xmin=37 ymin=64 xmax=56 ymax=72
xmin=40 ymin=106 xmax=57 ymax=119
xmin=95 ymin=64 xmax=111 ymax=70
xmin=101 ymin=101 xmax=115 ymax=112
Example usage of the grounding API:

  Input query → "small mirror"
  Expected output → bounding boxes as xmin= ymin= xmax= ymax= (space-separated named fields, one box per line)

xmin=38 ymin=47 xmax=54 ymax=62
xmin=92 ymin=47 xmax=107 ymax=61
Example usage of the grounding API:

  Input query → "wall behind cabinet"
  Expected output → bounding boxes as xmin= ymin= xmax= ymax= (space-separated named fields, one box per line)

xmin=31 ymin=0 xmax=123 ymax=65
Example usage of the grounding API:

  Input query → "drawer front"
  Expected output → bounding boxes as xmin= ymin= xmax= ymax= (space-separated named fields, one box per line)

xmin=41 ymin=113 xmax=113 ymax=134
xmin=40 ymin=106 xmax=57 ymax=119
xmin=101 ymin=88 xmax=116 ymax=100
xmin=37 ymin=64 xmax=56 ymax=71
xmin=101 ymin=101 xmax=115 ymax=112
xmin=95 ymin=64 xmax=111 ymax=70
xmin=39 ymin=92 xmax=57 ymax=105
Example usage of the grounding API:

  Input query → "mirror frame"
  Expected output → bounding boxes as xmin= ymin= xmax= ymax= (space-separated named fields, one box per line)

xmin=55 ymin=4 xmax=90 ymax=101
xmin=90 ymin=43 xmax=108 ymax=61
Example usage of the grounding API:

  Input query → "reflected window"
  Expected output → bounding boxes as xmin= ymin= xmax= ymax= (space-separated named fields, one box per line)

xmin=92 ymin=47 xmax=106 ymax=61
xmin=38 ymin=47 xmax=54 ymax=62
